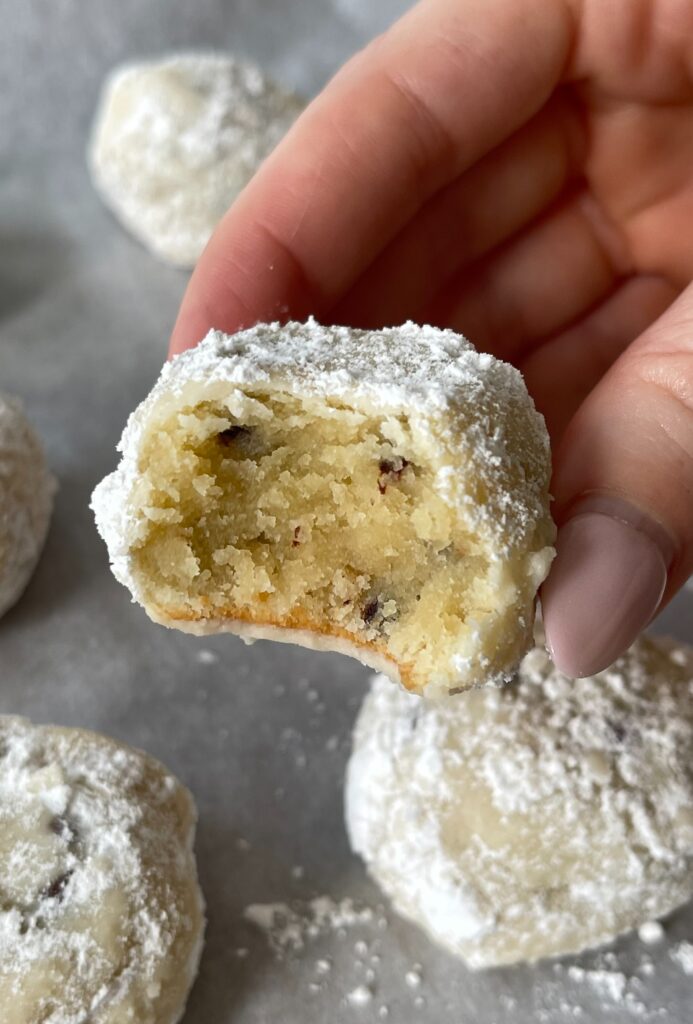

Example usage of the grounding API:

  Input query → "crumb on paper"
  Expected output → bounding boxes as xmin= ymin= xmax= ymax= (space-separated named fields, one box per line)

xmin=346 ymin=984 xmax=373 ymax=1008
xmin=638 ymin=921 xmax=664 ymax=945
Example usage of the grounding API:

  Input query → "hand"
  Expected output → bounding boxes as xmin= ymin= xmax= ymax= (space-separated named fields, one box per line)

xmin=170 ymin=0 xmax=693 ymax=677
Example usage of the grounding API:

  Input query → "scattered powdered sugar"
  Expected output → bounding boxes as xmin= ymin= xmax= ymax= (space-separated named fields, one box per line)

xmin=94 ymin=320 xmax=552 ymax=563
xmin=244 ymin=896 xmax=380 ymax=955
xmin=88 ymin=53 xmax=305 ymax=267
xmin=238 ymin=881 xmax=689 ymax=1019
xmin=332 ymin=0 xmax=409 ymax=33
xmin=196 ymin=647 xmax=219 ymax=665
xmin=345 ymin=632 xmax=693 ymax=969
xmin=549 ymin=955 xmax=654 ymax=1019
xmin=405 ymin=964 xmax=423 ymax=988
xmin=242 ymin=893 xmax=446 ymax=1017
xmin=670 ymin=940 xmax=693 ymax=974
xmin=0 ymin=715 xmax=204 ymax=1023
xmin=637 ymin=922 xmax=665 ymax=945
xmin=0 ymin=391 xmax=56 ymax=618
xmin=567 ymin=966 xmax=628 ymax=1003
xmin=546 ymin=937 xmax=693 ymax=1019
xmin=346 ymin=984 xmax=373 ymax=1007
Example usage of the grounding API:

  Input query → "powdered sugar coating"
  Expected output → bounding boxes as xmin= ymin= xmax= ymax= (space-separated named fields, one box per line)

xmin=0 ymin=716 xmax=205 ymax=1023
xmin=88 ymin=52 xmax=304 ymax=267
xmin=94 ymin=320 xmax=552 ymax=579
xmin=0 ymin=392 xmax=56 ymax=618
xmin=345 ymin=634 xmax=693 ymax=968
xmin=92 ymin=320 xmax=555 ymax=694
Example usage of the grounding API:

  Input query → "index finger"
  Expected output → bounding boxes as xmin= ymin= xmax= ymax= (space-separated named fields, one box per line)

xmin=170 ymin=0 xmax=574 ymax=355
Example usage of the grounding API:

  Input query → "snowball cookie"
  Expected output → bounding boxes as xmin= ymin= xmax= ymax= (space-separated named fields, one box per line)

xmin=0 ymin=715 xmax=205 ymax=1024
xmin=0 ymin=392 xmax=56 ymax=619
xmin=345 ymin=634 xmax=693 ymax=969
xmin=88 ymin=52 xmax=305 ymax=267
xmin=92 ymin=320 xmax=555 ymax=696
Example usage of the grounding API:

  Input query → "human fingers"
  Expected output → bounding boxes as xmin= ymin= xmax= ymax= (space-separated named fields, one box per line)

xmin=426 ymin=189 xmax=630 ymax=360
xmin=521 ymin=274 xmax=677 ymax=440
xmin=169 ymin=0 xmax=574 ymax=355
xmin=542 ymin=281 xmax=693 ymax=677
xmin=334 ymin=91 xmax=584 ymax=328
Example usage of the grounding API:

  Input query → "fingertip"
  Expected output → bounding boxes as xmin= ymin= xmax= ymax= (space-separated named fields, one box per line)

xmin=542 ymin=508 xmax=668 ymax=679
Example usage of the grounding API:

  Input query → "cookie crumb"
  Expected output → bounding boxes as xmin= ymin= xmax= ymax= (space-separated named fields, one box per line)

xmin=637 ymin=921 xmax=664 ymax=945
xmin=346 ymin=984 xmax=373 ymax=1008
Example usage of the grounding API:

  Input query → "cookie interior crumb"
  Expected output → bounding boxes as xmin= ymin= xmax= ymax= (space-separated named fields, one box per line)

xmin=133 ymin=393 xmax=499 ymax=688
xmin=345 ymin=634 xmax=693 ymax=968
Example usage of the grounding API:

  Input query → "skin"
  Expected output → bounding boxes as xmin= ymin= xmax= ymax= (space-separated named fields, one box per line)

xmin=169 ymin=0 xmax=693 ymax=674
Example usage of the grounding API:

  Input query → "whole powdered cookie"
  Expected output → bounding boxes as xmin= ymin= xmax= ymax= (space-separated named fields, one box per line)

xmin=92 ymin=320 xmax=555 ymax=697
xmin=88 ymin=52 xmax=305 ymax=267
xmin=0 ymin=716 xmax=205 ymax=1023
xmin=0 ymin=392 xmax=56 ymax=618
xmin=345 ymin=634 xmax=693 ymax=968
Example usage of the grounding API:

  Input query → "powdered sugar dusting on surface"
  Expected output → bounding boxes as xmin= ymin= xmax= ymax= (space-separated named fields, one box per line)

xmin=244 ymin=896 xmax=379 ymax=954
xmin=0 ymin=391 xmax=56 ymax=618
xmin=0 ymin=715 xmax=204 ymax=1023
xmin=241 ymin=893 xmax=430 ymax=1016
xmin=670 ymin=940 xmax=693 ymax=974
xmin=345 ymin=632 xmax=693 ymax=969
xmin=89 ymin=53 xmax=304 ymax=267
xmin=91 ymin=320 xmax=554 ymax=695
xmin=238 ymin=886 xmax=691 ymax=1018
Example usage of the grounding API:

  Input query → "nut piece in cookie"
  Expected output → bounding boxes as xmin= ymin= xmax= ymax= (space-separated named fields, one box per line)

xmin=92 ymin=320 xmax=555 ymax=696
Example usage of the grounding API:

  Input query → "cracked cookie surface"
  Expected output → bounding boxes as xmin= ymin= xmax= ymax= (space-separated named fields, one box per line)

xmin=0 ymin=716 xmax=204 ymax=1024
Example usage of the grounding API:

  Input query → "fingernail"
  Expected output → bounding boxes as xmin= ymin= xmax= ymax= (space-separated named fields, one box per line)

xmin=542 ymin=507 xmax=669 ymax=678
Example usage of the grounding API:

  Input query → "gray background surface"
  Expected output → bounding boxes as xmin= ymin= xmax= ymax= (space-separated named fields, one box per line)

xmin=1 ymin=1 xmax=691 ymax=1021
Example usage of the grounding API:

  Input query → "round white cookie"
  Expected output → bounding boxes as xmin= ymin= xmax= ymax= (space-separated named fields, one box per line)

xmin=0 ymin=391 xmax=56 ymax=619
xmin=88 ymin=52 xmax=305 ymax=267
xmin=0 ymin=715 xmax=205 ymax=1023
xmin=91 ymin=320 xmax=555 ymax=696
xmin=345 ymin=633 xmax=693 ymax=968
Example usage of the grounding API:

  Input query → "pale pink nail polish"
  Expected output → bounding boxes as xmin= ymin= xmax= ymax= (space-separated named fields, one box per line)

xmin=542 ymin=511 xmax=668 ymax=678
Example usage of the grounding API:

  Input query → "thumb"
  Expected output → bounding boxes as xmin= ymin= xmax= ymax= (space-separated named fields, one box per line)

xmin=542 ymin=280 xmax=693 ymax=677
